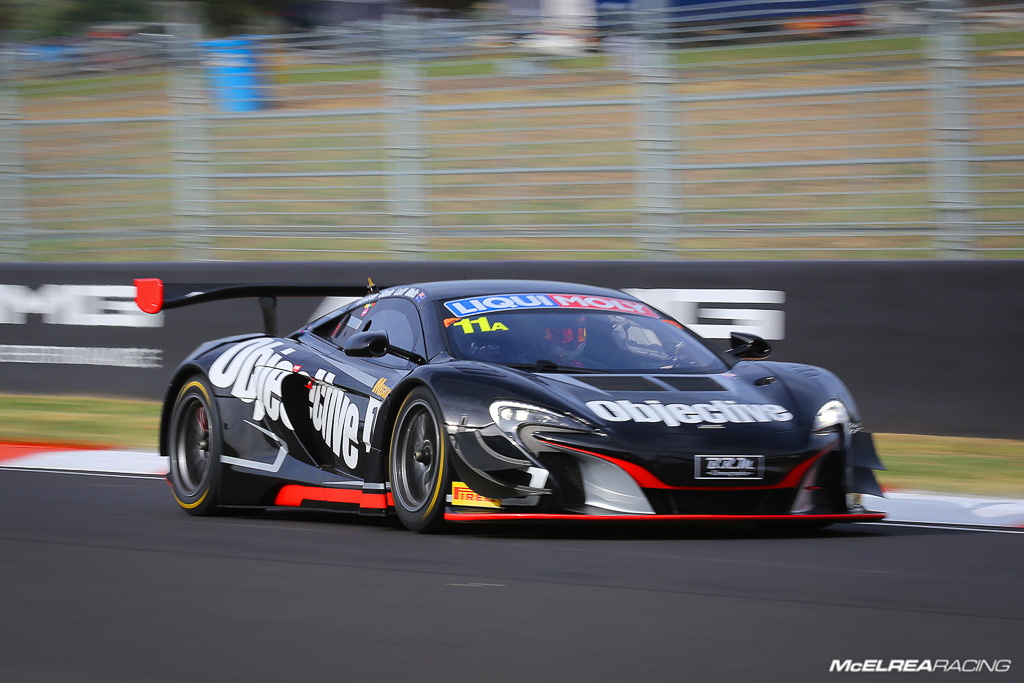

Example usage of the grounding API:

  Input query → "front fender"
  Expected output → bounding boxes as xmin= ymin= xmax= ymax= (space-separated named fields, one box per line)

xmin=761 ymin=361 xmax=863 ymax=426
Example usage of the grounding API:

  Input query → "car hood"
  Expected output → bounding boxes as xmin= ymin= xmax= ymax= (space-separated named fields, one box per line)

xmin=532 ymin=368 xmax=803 ymax=434
xmin=440 ymin=360 xmax=806 ymax=436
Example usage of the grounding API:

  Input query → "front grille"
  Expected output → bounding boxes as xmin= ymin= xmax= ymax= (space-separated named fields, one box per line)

xmin=808 ymin=450 xmax=846 ymax=513
xmin=535 ymin=453 xmax=585 ymax=508
xmin=651 ymin=452 xmax=807 ymax=488
xmin=644 ymin=489 xmax=796 ymax=516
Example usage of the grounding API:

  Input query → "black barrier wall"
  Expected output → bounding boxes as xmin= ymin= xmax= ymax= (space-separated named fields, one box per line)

xmin=1 ymin=261 xmax=1021 ymax=439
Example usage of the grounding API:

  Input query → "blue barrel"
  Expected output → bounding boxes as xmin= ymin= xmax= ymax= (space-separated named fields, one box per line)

xmin=204 ymin=38 xmax=268 ymax=113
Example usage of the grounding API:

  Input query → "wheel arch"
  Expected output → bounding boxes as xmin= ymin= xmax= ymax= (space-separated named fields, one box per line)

xmin=164 ymin=371 xmax=225 ymax=515
xmin=372 ymin=377 xmax=430 ymax=467
xmin=159 ymin=362 xmax=210 ymax=457
xmin=385 ymin=382 xmax=453 ymax=532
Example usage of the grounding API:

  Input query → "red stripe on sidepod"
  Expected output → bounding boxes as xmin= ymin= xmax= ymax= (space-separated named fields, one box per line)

xmin=358 ymin=492 xmax=391 ymax=510
xmin=274 ymin=485 xmax=362 ymax=507
xmin=274 ymin=485 xmax=393 ymax=509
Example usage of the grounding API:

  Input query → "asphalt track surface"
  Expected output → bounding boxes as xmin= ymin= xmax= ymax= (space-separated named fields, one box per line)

xmin=1 ymin=469 xmax=1021 ymax=683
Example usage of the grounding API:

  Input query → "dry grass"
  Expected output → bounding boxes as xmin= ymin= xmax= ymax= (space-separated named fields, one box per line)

xmin=876 ymin=433 xmax=1024 ymax=497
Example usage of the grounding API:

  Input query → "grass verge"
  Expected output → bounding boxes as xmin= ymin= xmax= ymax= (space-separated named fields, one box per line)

xmin=874 ymin=433 xmax=1024 ymax=498
xmin=0 ymin=393 xmax=1020 ymax=498
xmin=0 ymin=393 xmax=161 ymax=451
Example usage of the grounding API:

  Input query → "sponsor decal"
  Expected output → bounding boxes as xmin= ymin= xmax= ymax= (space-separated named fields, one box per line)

xmin=623 ymin=288 xmax=784 ymax=340
xmin=379 ymin=286 xmax=425 ymax=301
xmin=0 ymin=344 xmax=161 ymax=368
xmin=0 ymin=284 xmax=163 ymax=327
xmin=447 ymin=316 xmax=509 ymax=334
xmin=695 ymin=455 xmax=764 ymax=479
xmin=829 ymin=659 xmax=1011 ymax=673
xmin=308 ymin=288 xmax=425 ymax=323
xmin=586 ymin=399 xmax=793 ymax=426
xmin=209 ymin=338 xmax=299 ymax=429
xmin=451 ymin=482 xmax=501 ymax=508
xmin=309 ymin=379 xmax=382 ymax=470
xmin=444 ymin=293 xmax=658 ymax=319
xmin=371 ymin=377 xmax=392 ymax=400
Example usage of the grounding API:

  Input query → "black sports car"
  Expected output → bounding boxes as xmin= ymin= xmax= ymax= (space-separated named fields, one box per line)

xmin=135 ymin=277 xmax=886 ymax=532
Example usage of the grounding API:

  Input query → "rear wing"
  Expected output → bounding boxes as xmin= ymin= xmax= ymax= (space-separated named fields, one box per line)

xmin=134 ymin=278 xmax=380 ymax=336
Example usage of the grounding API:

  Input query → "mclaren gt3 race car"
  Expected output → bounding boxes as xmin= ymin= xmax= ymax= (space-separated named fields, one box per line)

xmin=135 ymin=278 xmax=886 ymax=532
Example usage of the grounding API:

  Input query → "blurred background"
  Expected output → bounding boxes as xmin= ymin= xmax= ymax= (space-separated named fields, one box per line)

xmin=0 ymin=0 xmax=1020 ymax=262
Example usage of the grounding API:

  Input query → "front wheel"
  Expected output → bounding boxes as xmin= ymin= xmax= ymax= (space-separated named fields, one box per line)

xmin=389 ymin=388 xmax=449 ymax=532
xmin=166 ymin=376 xmax=222 ymax=516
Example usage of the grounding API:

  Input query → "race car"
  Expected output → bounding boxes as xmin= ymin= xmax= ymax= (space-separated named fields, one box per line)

xmin=135 ymin=277 xmax=886 ymax=532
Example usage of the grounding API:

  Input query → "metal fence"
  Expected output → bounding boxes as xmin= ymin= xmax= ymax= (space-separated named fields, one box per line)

xmin=1 ymin=1 xmax=1022 ymax=261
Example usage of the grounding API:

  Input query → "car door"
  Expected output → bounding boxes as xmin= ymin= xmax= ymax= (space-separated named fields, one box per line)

xmin=292 ymin=297 xmax=426 ymax=478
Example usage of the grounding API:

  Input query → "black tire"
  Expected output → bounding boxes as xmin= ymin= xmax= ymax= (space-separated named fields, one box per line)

xmin=166 ymin=376 xmax=222 ymax=516
xmin=389 ymin=388 xmax=449 ymax=533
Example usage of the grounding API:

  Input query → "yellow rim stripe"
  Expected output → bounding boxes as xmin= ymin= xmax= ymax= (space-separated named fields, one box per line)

xmin=173 ymin=488 xmax=208 ymax=509
xmin=173 ymin=379 xmax=213 ymax=509
xmin=392 ymin=393 xmax=446 ymax=522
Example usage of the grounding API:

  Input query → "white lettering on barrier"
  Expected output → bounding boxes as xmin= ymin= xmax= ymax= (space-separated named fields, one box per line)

xmin=623 ymin=288 xmax=785 ymax=340
xmin=0 ymin=285 xmax=163 ymax=327
xmin=0 ymin=344 xmax=162 ymax=368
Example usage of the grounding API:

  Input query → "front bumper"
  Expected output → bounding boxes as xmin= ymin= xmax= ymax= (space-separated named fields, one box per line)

xmin=447 ymin=428 xmax=887 ymax=521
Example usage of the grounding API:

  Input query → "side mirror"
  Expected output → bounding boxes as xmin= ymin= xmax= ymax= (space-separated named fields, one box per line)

xmin=726 ymin=332 xmax=771 ymax=360
xmin=343 ymin=330 xmax=429 ymax=365
xmin=344 ymin=331 xmax=390 ymax=358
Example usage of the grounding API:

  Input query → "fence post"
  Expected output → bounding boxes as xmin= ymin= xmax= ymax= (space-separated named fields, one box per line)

xmin=383 ymin=14 xmax=429 ymax=260
xmin=0 ymin=36 xmax=29 ymax=261
xmin=165 ymin=2 xmax=212 ymax=260
xmin=632 ymin=10 xmax=681 ymax=259
xmin=926 ymin=0 xmax=977 ymax=258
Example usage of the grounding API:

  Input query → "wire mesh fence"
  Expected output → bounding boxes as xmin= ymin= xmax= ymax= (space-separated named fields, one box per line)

xmin=1 ymin=0 xmax=1022 ymax=261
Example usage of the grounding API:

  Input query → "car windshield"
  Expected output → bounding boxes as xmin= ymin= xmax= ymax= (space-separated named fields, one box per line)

xmin=441 ymin=294 xmax=727 ymax=373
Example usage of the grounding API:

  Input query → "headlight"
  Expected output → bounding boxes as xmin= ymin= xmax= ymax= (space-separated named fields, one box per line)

xmin=489 ymin=400 xmax=592 ymax=444
xmin=813 ymin=399 xmax=849 ymax=433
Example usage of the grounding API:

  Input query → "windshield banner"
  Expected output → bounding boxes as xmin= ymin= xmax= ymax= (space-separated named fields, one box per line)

xmin=444 ymin=293 xmax=658 ymax=318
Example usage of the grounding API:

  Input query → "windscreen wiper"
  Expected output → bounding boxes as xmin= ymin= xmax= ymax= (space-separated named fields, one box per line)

xmin=504 ymin=360 xmax=608 ymax=374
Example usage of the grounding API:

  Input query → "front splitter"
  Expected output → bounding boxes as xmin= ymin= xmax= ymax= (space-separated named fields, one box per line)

xmin=444 ymin=510 xmax=886 ymax=523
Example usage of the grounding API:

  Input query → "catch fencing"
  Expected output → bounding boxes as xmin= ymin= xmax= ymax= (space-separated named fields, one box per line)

xmin=0 ymin=0 xmax=1022 ymax=261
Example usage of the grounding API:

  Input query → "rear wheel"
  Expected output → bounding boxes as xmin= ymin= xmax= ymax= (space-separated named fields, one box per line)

xmin=166 ymin=376 xmax=222 ymax=515
xmin=389 ymin=388 xmax=449 ymax=532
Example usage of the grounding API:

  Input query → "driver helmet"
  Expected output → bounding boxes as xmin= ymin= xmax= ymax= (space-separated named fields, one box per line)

xmin=539 ymin=314 xmax=588 ymax=363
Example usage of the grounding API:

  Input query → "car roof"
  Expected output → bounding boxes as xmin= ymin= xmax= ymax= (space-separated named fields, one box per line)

xmin=411 ymin=279 xmax=639 ymax=302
